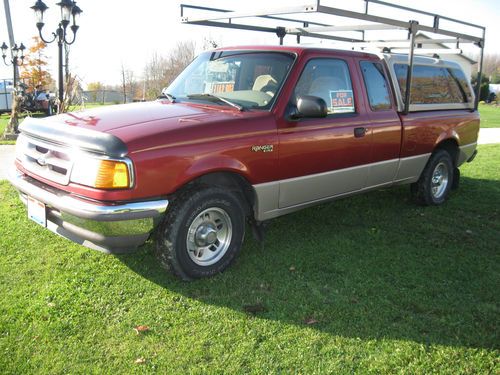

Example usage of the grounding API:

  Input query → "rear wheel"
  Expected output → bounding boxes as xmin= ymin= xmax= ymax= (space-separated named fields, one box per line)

xmin=411 ymin=149 xmax=454 ymax=206
xmin=155 ymin=186 xmax=245 ymax=280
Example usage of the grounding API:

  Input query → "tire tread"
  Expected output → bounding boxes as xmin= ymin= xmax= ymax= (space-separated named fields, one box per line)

xmin=410 ymin=149 xmax=454 ymax=206
xmin=155 ymin=185 xmax=244 ymax=280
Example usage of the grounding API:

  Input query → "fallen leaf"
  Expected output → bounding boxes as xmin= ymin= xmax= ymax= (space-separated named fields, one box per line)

xmin=47 ymin=302 xmax=55 ymax=308
xmin=243 ymin=303 xmax=267 ymax=315
xmin=304 ymin=317 xmax=319 ymax=325
xmin=134 ymin=357 xmax=146 ymax=364
xmin=133 ymin=325 xmax=150 ymax=335
xmin=465 ymin=229 xmax=473 ymax=235
xmin=289 ymin=266 xmax=296 ymax=272
xmin=259 ymin=283 xmax=271 ymax=291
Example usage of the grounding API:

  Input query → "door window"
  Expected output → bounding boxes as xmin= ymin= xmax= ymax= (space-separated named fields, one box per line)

xmin=294 ymin=58 xmax=355 ymax=114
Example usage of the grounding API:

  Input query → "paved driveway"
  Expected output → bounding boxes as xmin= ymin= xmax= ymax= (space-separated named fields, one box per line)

xmin=0 ymin=128 xmax=499 ymax=181
xmin=0 ymin=145 xmax=15 ymax=181
xmin=478 ymin=128 xmax=500 ymax=145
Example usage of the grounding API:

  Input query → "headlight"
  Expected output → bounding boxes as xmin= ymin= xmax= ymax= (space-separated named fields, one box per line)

xmin=71 ymin=157 xmax=133 ymax=189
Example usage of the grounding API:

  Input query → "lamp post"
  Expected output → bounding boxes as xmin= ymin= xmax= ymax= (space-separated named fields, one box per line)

xmin=1 ymin=42 xmax=25 ymax=137
xmin=1 ymin=42 xmax=25 ymax=88
xmin=31 ymin=0 xmax=82 ymax=112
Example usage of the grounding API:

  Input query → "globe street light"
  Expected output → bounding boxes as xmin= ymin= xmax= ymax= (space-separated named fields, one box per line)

xmin=31 ymin=0 xmax=82 ymax=112
xmin=1 ymin=42 xmax=26 ymax=88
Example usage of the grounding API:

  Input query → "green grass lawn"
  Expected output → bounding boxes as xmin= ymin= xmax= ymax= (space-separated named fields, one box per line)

xmin=0 ymin=114 xmax=11 ymax=143
xmin=479 ymin=103 xmax=500 ymax=128
xmin=0 ymin=113 xmax=38 ymax=145
xmin=0 ymin=145 xmax=498 ymax=373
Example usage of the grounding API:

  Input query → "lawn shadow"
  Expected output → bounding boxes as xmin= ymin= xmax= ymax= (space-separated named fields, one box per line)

xmin=117 ymin=177 xmax=499 ymax=350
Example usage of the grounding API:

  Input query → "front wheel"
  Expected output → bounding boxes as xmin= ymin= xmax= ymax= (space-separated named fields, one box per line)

xmin=411 ymin=149 xmax=454 ymax=206
xmin=155 ymin=186 xmax=245 ymax=280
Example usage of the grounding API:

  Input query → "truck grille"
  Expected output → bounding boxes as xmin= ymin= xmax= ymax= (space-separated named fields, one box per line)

xmin=16 ymin=134 xmax=73 ymax=185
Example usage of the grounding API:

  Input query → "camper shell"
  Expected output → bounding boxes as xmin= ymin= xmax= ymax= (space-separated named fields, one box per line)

xmin=382 ymin=54 xmax=475 ymax=112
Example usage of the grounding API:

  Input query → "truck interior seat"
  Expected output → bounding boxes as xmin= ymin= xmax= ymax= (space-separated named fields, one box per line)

xmin=309 ymin=76 xmax=345 ymax=108
xmin=253 ymin=74 xmax=278 ymax=96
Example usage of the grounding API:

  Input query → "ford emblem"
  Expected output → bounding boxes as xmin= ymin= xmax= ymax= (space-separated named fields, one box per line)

xmin=37 ymin=156 xmax=48 ymax=166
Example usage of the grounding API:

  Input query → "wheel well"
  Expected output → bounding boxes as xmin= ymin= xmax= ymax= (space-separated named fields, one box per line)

xmin=435 ymin=139 xmax=459 ymax=166
xmin=182 ymin=172 xmax=256 ymax=218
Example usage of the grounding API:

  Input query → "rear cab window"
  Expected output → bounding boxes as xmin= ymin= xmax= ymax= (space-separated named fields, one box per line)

xmin=293 ymin=58 xmax=356 ymax=115
xmin=360 ymin=61 xmax=392 ymax=111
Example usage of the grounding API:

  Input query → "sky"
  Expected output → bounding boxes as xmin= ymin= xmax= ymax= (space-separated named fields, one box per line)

xmin=1 ymin=0 xmax=499 ymax=89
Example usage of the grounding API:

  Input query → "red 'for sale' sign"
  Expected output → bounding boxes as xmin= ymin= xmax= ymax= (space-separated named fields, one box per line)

xmin=329 ymin=90 xmax=355 ymax=113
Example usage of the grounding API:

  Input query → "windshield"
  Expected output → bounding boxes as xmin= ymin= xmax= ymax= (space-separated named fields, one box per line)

xmin=165 ymin=51 xmax=295 ymax=110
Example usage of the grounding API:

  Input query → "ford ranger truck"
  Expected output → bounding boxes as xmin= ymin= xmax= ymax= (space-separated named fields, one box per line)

xmin=8 ymin=46 xmax=479 ymax=280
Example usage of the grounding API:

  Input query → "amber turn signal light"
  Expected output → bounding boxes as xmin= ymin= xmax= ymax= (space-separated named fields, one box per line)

xmin=94 ymin=160 xmax=130 ymax=189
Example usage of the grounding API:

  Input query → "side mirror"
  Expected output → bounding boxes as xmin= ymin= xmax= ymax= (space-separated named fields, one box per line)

xmin=290 ymin=95 xmax=328 ymax=119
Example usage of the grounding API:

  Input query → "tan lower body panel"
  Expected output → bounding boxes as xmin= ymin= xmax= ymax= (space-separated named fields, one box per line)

xmin=254 ymin=153 xmax=432 ymax=221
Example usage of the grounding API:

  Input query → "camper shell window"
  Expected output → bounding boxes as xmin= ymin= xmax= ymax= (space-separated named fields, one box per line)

xmin=395 ymin=64 xmax=472 ymax=105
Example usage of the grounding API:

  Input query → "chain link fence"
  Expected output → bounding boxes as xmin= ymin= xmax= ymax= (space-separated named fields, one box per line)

xmin=83 ymin=90 xmax=139 ymax=104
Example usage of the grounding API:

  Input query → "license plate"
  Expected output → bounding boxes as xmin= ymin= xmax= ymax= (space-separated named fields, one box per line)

xmin=27 ymin=196 xmax=47 ymax=227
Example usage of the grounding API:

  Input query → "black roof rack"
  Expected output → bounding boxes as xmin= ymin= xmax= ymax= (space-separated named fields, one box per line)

xmin=181 ymin=0 xmax=485 ymax=113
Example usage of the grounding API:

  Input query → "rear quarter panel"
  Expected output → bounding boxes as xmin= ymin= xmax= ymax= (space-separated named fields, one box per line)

xmin=398 ymin=110 xmax=479 ymax=157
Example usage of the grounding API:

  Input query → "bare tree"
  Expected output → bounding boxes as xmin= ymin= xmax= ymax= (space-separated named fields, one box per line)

xmin=142 ymin=41 xmax=196 ymax=100
xmin=125 ymin=69 xmax=137 ymax=101
xmin=482 ymin=53 xmax=500 ymax=82
xmin=121 ymin=63 xmax=127 ymax=103
xmin=120 ymin=64 xmax=139 ymax=103
xmin=143 ymin=52 xmax=166 ymax=99
xmin=59 ymin=73 xmax=83 ymax=113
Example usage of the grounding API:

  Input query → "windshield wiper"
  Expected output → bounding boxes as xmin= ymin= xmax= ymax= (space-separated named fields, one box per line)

xmin=158 ymin=92 xmax=176 ymax=103
xmin=186 ymin=93 xmax=244 ymax=111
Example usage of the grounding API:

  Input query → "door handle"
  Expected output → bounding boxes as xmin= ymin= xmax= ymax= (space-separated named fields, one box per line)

xmin=354 ymin=127 xmax=367 ymax=138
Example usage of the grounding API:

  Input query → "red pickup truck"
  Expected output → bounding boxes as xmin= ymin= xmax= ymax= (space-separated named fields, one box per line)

xmin=9 ymin=46 xmax=479 ymax=279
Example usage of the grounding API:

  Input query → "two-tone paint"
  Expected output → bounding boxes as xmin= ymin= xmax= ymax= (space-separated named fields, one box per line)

xmin=11 ymin=45 xmax=479 ymax=249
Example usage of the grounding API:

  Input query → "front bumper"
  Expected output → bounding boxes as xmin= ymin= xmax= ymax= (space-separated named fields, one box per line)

xmin=8 ymin=168 xmax=169 ymax=253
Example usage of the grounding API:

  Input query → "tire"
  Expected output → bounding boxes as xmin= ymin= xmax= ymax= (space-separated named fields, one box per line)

xmin=155 ymin=186 xmax=245 ymax=280
xmin=410 ymin=149 xmax=454 ymax=206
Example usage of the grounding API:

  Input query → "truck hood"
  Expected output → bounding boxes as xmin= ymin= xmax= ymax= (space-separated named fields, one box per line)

xmin=53 ymin=100 xmax=224 ymax=132
xmin=18 ymin=100 xmax=266 ymax=157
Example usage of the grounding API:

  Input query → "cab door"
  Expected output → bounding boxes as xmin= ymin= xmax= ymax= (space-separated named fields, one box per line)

xmin=277 ymin=56 xmax=373 ymax=208
xmin=358 ymin=60 xmax=402 ymax=187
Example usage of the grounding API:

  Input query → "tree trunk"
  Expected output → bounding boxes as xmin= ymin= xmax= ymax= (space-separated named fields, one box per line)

xmin=2 ymin=90 xmax=20 ymax=140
